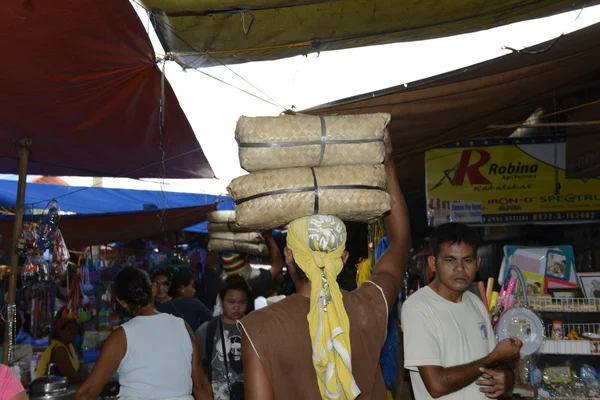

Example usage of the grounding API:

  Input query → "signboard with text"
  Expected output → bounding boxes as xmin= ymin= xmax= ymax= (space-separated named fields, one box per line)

xmin=426 ymin=137 xmax=600 ymax=226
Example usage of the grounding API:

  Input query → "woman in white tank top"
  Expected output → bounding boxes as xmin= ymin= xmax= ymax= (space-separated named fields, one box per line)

xmin=75 ymin=267 xmax=213 ymax=400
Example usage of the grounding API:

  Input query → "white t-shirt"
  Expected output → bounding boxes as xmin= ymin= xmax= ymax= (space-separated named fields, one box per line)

xmin=401 ymin=286 xmax=496 ymax=400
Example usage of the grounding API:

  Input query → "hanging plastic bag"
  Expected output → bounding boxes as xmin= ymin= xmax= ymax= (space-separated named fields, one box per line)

xmin=37 ymin=200 xmax=61 ymax=250
xmin=22 ymin=256 xmax=49 ymax=280
xmin=16 ymin=222 xmax=38 ymax=257
xmin=52 ymin=231 xmax=69 ymax=278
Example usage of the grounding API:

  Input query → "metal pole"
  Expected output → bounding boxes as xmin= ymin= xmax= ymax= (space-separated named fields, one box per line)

xmin=2 ymin=138 xmax=32 ymax=365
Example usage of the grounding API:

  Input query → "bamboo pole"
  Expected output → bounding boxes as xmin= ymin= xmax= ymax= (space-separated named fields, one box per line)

xmin=3 ymin=138 xmax=32 ymax=365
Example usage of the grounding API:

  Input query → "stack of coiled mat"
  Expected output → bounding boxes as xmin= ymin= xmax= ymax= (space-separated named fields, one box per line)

xmin=206 ymin=211 xmax=268 ymax=256
xmin=228 ymin=113 xmax=392 ymax=230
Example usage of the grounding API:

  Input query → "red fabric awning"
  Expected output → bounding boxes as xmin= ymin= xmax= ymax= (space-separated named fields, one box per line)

xmin=0 ymin=204 xmax=216 ymax=251
xmin=0 ymin=0 xmax=214 ymax=179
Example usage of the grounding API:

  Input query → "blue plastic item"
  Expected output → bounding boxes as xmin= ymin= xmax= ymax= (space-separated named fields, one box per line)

xmin=83 ymin=349 xmax=101 ymax=364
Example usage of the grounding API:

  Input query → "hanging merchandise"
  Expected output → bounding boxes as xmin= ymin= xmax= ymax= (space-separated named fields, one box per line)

xmin=65 ymin=268 xmax=91 ymax=323
xmin=22 ymin=256 xmax=49 ymax=280
xmin=52 ymin=231 xmax=69 ymax=278
xmin=29 ymin=283 xmax=54 ymax=339
xmin=357 ymin=219 xmax=386 ymax=287
xmin=492 ymin=267 xmax=545 ymax=357
xmin=36 ymin=200 xmax=61 ymax=250
xmin=15 ymin=200 xmax=70 ymax=283
xmin=16 ymin=222 xmax=38 ymax=258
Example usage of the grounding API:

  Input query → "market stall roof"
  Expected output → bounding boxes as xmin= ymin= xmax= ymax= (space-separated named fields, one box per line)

xmin=141 ymin=0 xmax=599 ymax=67
xmin=0 ymin=204 xmax=217 ymax=250
xmin=305 ymin=22 xmax=600 ymax=194
xmin=1 ymin=0 xmax=214 ymax=179
xmin=0 ymin=179 xmax=233 ymax=215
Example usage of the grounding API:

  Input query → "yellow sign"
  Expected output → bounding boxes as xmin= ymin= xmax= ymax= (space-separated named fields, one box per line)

xmin=426 ymin=137 xmax=600 ymax=226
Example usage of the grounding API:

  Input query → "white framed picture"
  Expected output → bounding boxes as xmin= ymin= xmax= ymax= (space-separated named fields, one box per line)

xmin=577 ymin=273 xmax=600 ymax=299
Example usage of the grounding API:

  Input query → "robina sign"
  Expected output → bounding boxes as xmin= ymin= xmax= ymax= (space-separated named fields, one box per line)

xmin=426 ymin=136 xmax=600 ymax=226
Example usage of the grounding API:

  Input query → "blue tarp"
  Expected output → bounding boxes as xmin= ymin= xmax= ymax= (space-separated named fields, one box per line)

xmin=0 ymin=180 xmax=234 ymax=233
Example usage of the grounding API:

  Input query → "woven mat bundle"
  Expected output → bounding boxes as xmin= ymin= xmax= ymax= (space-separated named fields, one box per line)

xmin=207 ymin=232 xmax=268 ymax=256
xmin=236 ymin=113 xmax=390 ymax=172
xmin=227 ymin=164 xmax=391 ymax=230
xmin=206 ymin=211 xmax=249 ymax=233
xmin=207 ymin=211 xmax=235 ymax=224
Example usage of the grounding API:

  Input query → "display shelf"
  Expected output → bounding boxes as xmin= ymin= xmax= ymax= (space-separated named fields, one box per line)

xmin=539 ymin=339 xmax=594 ymax=355
xmin=530 ymin=297 xmax=600 ymax=313
xmin=512 ymin=384 xmax=536 ymax=397
xmin=546 ymin=323 xmax=600 ymax=337
xmin=539 ymin=398 xmax=600 ymax=400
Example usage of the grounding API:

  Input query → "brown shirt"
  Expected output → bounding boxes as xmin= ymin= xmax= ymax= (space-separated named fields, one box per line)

xmin=240 ymin=281 xmax=389 ymax=399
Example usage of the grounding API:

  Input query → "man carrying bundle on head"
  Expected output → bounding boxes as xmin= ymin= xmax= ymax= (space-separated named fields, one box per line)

xmin=238 ymin=131 xmax=411 ymax=400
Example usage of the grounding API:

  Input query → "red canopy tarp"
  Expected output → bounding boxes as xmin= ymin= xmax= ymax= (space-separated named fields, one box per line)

xmin=0 ymin=0 xmax=214 ymax=179
xmin=0 ymin=204 xmax=216 ymax=251
xmin=306 ymin=22 xmax=600 ymax=194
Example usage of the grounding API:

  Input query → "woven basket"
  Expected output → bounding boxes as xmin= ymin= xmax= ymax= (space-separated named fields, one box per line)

xmin=227 ymin=164 xmax=390 ymax=230
xmin=209 ymin=232 xmax=265 ymax=245
xmin=208 ymin=232 xmax=268 ymax=256
xmin=207 ymin=222 xmax=251 ymax=233
xmin=236 ymin=113 xmax=390 ymax=172
xmin=207 ymin=211 xmax=236 ymax=224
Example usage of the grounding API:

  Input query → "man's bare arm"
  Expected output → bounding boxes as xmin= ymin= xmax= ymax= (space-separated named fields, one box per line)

xmin=371 ymin=129 xmax=411 ymax=306
xmin=418 ymin=356 xmax=498 ymax=398
xmin=265 ymin=235 xmax=283 ymax=280
xmin=418 ymin=338 xmax=522 ymax=399
xmin=242 ymin=334 xmax=273 ymax=400
xmin=184 ymin=324 xmax=213 ymax=400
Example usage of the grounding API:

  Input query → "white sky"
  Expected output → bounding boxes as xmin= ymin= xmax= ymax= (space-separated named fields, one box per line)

xmin=59 ymin=4 xmax=600 ymax=195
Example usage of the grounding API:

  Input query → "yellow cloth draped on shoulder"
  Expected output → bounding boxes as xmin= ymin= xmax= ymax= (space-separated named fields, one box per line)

xmin=286 ymin=215 xmax=360 ymax=400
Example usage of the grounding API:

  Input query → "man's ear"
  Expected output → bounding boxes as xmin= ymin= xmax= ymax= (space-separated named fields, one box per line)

xmin=427 ymin=255 xmax=437 ymax=273
xmin=476 ymin=256 xmax=482 ymax=271
xmin=151 ymin=282 xmax=158 ymax=297
xmin=283 ymin=247 xmax=294 ymax=268
xmin=342 ymin=251 xmax=350 ymax=265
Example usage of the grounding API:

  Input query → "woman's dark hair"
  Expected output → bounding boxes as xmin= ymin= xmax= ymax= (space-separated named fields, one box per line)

xmin=429 ymin=222 xmax=481 ymax=258
xmin=219 ymin=274 xmax=252 ymax=301
xmin=115 ymin=267 xmax=152 ymax=312
xmin=169 ymin=269 xmax=195 ymax=297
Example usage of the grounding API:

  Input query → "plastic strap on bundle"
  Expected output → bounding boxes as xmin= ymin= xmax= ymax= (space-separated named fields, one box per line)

xmin=234 ymin=178 xmax=386 ymax=206
xmin=311 ymin=167 xmax=319 ymax=213
xmin=318 ymin=116 xmax=326 ymax=166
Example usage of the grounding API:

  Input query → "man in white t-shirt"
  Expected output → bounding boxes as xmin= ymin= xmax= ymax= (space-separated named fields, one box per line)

xmin=402 ymin=223 xmax=522 ymax=399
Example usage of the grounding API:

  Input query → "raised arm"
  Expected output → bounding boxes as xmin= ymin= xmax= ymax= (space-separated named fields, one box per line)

xmin=264 ymin=233 xmax=284 ymax=280
xmin=370 ymin=129 xmax=411 ymax=306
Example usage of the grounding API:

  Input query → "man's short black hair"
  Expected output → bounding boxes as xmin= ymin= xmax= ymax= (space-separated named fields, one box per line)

xmin=219 ymin=274 xmax=252 ymax=301
xmin=429 ymin=223 xmax=480 ymax=258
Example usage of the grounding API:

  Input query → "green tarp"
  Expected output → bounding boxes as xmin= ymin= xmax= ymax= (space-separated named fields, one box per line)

xmin=141 ymin=0 xmax=599 ymax=67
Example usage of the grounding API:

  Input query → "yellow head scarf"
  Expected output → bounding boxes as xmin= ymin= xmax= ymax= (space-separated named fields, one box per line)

xmin=287 ymin=215 xmax=360 ymax=400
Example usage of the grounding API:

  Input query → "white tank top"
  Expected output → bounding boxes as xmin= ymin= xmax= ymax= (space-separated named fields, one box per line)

xmin=117 ymin=313 xmax=193 ymax=399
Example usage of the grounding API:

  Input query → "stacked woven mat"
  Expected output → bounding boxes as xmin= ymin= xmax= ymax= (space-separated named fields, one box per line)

xmin=206 ymin=211 xmax=268 ymax=256
xmin=228 ymin=113 xmax=392 ymax=230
